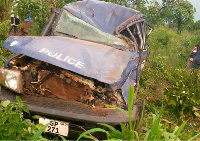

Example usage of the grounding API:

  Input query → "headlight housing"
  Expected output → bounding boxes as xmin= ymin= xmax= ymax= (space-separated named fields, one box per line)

xmin=0 ymin=68 xmax=23 ymax=93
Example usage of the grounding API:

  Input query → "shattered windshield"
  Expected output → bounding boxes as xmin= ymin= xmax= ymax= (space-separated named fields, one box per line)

xmin=53 ymin=9 xmax=128 ymax=50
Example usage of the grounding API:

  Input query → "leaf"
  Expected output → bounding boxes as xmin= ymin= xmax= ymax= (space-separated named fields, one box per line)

xmin=0 ymin=115 xmax=9 ymax=125
xmin=77 ymin=128 xmax=107 ymax=141
xmin=187 ymin=132 xmax=200 ymax=141
xmin=147 ymin=106 xmax=164 ymax=140
xmin=104 ymin=104 xmax=127 ymax=115
xmin=32 ymin=115 xmax=41 ymax=119
xmin=194 ymin=111 xmax=200 ymax=118
xmin=31 ymin=122 xmax=50 ymax=141
xmin=174 ymin=121 xmax=186 ymax=141
xmin=80 ymin=134 xmax=97 ymax=140
xmin=98 ymin=123 xmax=119 ymax=133
xmin=22 ymin=105 xmax=30 ymax=114
xmin=120 ymin=123 xmax=127 ymax=136
xmin=2 ymin=100 xmax=10 ymax=107
xmin=134 ymin=131 xmax=140 ymax=141
xmin=28 ymin=127 xmax=31 ymax=133
xmin=128 ymin=86 xmax=134 ymax=127
xmin=59 ymin=135 xmax=67 ymax=141
xmin=16 ymin=95 xmax=22 ymax=103
xmin=192 ymin=106 xmax=199 ymax=111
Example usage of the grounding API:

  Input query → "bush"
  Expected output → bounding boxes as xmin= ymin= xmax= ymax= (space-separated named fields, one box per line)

xmin=140 ymin=26 xmax=200 ymax=120
xmin=0 ymin=20 xmax=10 ymax=40
xmin=77 ymin=87 xmax=200 ymax=140
xmin=0 ymin=20 xmax=14 ymax=67
xmin=0 ymin=96 xmax=46 ymax=140
xmin=164 ymin=69 xmax=200 ymax=118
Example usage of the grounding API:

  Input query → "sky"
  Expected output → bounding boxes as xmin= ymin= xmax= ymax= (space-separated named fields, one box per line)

xmin=155 ymin=0 xmax=199 ymax=21
xmin=188 ymin=0 xmax=199 ymax=21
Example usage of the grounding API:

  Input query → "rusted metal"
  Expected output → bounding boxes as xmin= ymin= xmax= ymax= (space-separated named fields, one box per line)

xmin=38 ymin=70 xmax=86 ymax=100
xmin=37 ymin=71 xmax=54 ymax=85
xmin=41 ymin=8 xmax=59 ymax=36
xmin=115 ymin=14 xmax=139 ymax=35
xmin=136 ymin=24 xmax=143 ymax=50
xmin=126 ymin=27 xmax=138 ymax=49
xmin=62 ymin=70 xmax=95 ymax=91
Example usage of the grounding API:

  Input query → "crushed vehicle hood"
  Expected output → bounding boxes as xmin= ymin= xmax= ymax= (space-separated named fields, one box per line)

xmin=3 ymin=36 xmax=139 ymax=90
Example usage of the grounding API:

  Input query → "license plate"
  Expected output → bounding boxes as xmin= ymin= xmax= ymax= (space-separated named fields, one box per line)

xmin=39 ymin=118 xmax=69 ymax=136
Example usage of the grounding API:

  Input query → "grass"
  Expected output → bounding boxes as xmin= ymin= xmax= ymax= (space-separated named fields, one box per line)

xmin=78 ymin=86 xmax=140 ymax=141
xmin=78 ymin=86 xmax=200 ymax=140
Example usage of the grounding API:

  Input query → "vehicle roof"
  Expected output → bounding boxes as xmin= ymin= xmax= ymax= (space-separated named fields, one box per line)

xmin=64 ymin=0 xmax=143 ymax=35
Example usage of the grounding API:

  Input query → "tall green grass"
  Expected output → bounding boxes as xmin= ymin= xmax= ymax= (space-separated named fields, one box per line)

xmin=78 ymin=86 xmax=140 ymax=141
xmin=77 ymin=86 xmax=200 ymax=140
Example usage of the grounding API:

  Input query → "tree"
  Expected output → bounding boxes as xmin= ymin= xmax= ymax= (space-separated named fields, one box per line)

xmin=145 ymin=0 xmax=195 ymax=33
xmin=0 ymin=0 xmax=14 ymax=22
xmin=163 ymin=0 xmax=194 ymax=33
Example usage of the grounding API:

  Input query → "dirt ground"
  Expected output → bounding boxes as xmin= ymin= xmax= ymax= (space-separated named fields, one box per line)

xmin=9 ymin=30 xmax=21 ymax=36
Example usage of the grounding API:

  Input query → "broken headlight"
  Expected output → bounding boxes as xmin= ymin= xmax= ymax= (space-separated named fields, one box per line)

xmin=0 ymin=68 xmax=23 ymax=93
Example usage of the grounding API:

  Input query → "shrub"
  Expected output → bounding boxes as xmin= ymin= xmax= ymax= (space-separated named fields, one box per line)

xmin=77 ymin=87 xmax=200 ymax=141
xmin=0 ymin=96 xmax=46 ymax=140
xmin=0 ymin=20 xmax=14 ymax=67
xmin=164 ymin=69 xmax=200 ymax=118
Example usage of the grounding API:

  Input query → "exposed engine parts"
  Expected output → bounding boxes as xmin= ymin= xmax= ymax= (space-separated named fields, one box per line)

xmin=8 ymin=55 xmax=125 ymax=108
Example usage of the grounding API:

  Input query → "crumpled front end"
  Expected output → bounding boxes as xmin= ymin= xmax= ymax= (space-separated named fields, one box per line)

xmin=2 ymin=36 xmax=140 ymax=106
xmin=1 ymin=54 xmax=127 ymax=108
xmin=1 ymin=0 xmax=153 ymax=110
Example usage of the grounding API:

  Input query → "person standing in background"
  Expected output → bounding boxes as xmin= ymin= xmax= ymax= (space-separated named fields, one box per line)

xmin=192 ymin=43 xmax=200 ymax=69
xmin=8 ymin=14 xmax=20 ymax=36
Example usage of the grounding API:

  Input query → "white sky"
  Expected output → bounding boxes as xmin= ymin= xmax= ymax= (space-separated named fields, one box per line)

xmin=188 ymin=0 xmax=199 ymax=21
xmin=152 ymin=0 xmax=199 ymax=21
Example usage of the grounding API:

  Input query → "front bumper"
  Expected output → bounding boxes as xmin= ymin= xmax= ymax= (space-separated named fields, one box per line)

xmin=0 ymin=87 xmax=139 ymax=139
xmin=0 ymin=87 xmax=138 ymax=124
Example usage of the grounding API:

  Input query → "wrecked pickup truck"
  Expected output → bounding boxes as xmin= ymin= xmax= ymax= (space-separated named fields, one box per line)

xmin=0 ymin=0 xmax=153 ymax=138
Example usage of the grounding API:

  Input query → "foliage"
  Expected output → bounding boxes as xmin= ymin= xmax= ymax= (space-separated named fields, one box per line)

xmin=0 ymin=20 xmax=14 ymax=67
xmin=0 ymin=96 xmax=47 ymax=140
xmin=145 ymin=0 xmax=195 ymax=33
xmin=78 ymin=86 xmax=200 ymax=140
xmin=0 ymin=0 xmax=14 ymax=22
xmin=139 ymin=24 xmax=200 ymax=140
xmin=0 ymin=20 xmax=10 ymax=40
xmin=55 ymin=0 xmax=77 ymax=8
xmin=140 ymin=26 xmax=200 ymax=119
xmin=164 ymin=69 xmax=200 ymax=118
xmin=78 ymin=86 xmax=140 ymax=141
xmin=143 ymin=106 xmax=187 ymax=141
xmin=31 ymin=122 xmax=50 ymax=141
xmin=189 ymin=20 xmax=200 ymax=31
xmin=13 ymin=0 xmax=51 ymax=35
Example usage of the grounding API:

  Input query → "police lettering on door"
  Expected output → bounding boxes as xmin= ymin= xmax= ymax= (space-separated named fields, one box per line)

xmin=39 ymin=48 xmax=84 ymax=69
